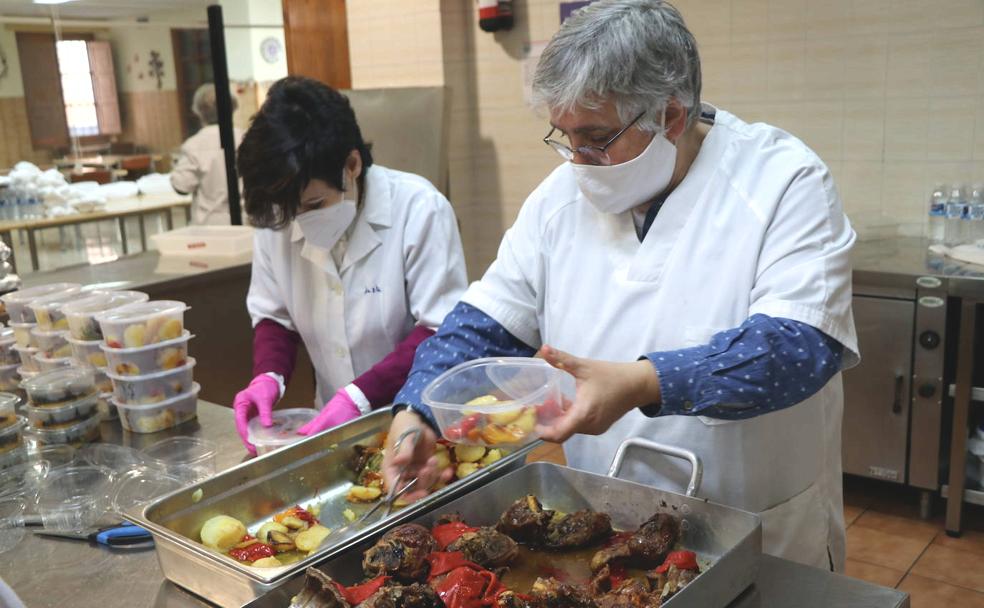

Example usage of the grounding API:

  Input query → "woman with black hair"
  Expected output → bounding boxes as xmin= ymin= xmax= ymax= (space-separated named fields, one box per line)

xmin=232 ymin=77 xmax=467 ymax=453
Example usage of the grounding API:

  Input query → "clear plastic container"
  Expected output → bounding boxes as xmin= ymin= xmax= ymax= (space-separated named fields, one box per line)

xmin=22 ymin=367 xmax=96 ymax=407
xmin=62 ymin=290 xmax=149 ymax=341
xmin=0 ymin=459 xmax=49 ymax=502
xmin=101 ymin=332 xmax=193 ymax=376
xmin=0 ymin=416 xmax=25 ymax=456
xmin=93 ymin=368 xmax=112 ymax=394
xmin=421 ymin=357 xmax=572 ymax=447
xmin=29 ymin=412 xmax=102 ymax=446
xmin=78 ymin=444 xmax=147 ymax=475
xmin=0 ymin=393 xmax=18 ymax=429
xmin=31 ymin=327 xmax=71 ymax=359
xmin=0 ymin=364 xmax=20 ymax=393
xmin=67 ymin=336 xmax=108 ymax=368
xmin=107 ymin=358 xmax=196 ymax=405
xmin=25 ymin=444 xmax=77 ymax=469
xmin=114 ymin=383 xmax=200 ymax=434
xmin=0 ymin=283 xmax=81 ymax=324
xmin=13 ymin=345 xmax=38 ymax=372
xmin=0 ymin=328 xmax=18 ymax=366
xmin=0 ymin=497 xmax=26 ymax=554
xmin=15 ymin=367 xmax=38 ymax=384
xmin=37 ymin=465 xmax=113 ymax=531
xmin=24 ymin=394 xmax=99 ymax=429
xmin=35 ymin=354 xmax=75 ymax=372
xmin=9 ymin=322 xmax=36 ymax=348
xmin=111 ymin=467 xmax=184 ymax=516
xmin=28 ymin=290 xmax=89 ymax=331
xmin=96 ymin=300 xmax=189 ymax=349
xmin=0 ymin=446 xmax=27 ymax=471
xmin=141 ymin=434 xmax=215 ymax=483
xmin=152 ymin=225 xmax=254 ymax=257
xmin=247 ymin=408 xmax=319 ymax=455
xmin=97 ymin=392 xmax=116 ymax=421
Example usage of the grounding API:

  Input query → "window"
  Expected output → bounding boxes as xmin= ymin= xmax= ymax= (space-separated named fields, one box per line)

xmin=56 ymin=40 xmax=100 ymax=137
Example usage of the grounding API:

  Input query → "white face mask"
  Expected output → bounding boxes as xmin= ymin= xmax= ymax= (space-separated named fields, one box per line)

xmin=296 ymin=192 xmax=357 ymax=251
xmin=571 ymin=118 xmax=677 ymax=215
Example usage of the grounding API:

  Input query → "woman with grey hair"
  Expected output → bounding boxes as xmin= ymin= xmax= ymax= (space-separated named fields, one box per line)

xmin=170 ymin=83 xmax=244 ymax=225
xmin=382 ymin=0 xmax=857 ymax=576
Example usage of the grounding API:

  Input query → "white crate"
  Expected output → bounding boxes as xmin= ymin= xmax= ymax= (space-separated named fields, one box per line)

xmin=151 ymin=225 xmax=254 ymax=257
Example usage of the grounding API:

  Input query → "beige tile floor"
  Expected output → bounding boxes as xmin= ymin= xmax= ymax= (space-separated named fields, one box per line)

xmin=528 ymin=444 xmax=984 ymax=607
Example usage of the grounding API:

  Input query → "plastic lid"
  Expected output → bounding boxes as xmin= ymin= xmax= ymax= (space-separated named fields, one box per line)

xmin=104 ymin=357 xmax=196 ymax=381
xmin=0 ymin=283 xmax=81 ymax=306
xmin=21 ymin=367 xmax=94 ymax=395
xmin=30 ymin=327 xmax=67 ymax=339
xmin=24 ymin=393 xmax=98 ymax=417
xmin=111 ymin=382 xmax=200 ymax=410
xmin=422 ymin=357 xmax=558 ymax=411
xmin=99 ymin=331 xmax=193 ymax=354
xmin=61 ymin=290 xmax=149 ymax=316
xmin=28 ymin=290 xmax=91 ymax=314
xmin=25 ymin=445 xmax=77 ymax=469
xmin=78 ymin=444 xmax=147 ymax=474
xmin=0 ymin=415 xmax=25 ymax=439
xmin=110 ymin=467 xmax=184 ymax=516
xmin=247 ymin=408 xmax=318 ymax=449
xmin=0 ymin=393 xmax=19 ymax=415
xmin=141 ymin=435 xmax=216 ymax=467
xmin=0 ymin=460 xmax=49 ymax=501
xmin=0 ymin=328 xmax=14 ymax=343
xmin=95 ymin=300 xmax=188 ymax=324
xmin=7 ymin=322 xmax=35 ymax=329
xmin=12 ymin=345 xmax=36 ymax=354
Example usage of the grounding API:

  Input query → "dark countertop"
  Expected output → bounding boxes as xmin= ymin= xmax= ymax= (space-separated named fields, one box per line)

xmin=852 ymin=237 xmax=984 ymax=297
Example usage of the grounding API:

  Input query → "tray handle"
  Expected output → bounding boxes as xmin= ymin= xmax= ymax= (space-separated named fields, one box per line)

xmin=607 ymin=438 xmax=703 ymax=497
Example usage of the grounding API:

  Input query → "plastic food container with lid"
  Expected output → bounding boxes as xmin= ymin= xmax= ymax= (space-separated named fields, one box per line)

xmin=16 ymin=367 xmax=38 ymax=384
xmin=141 ymin=434 xmax=215 ymax=483
xmin=35 ymin=354 xmax=75 ymax=373
xmin=13 ymin=345 xmax=39 ymax=372
xmin=96 ymin=300 xmax=188 ymax=349
xmin=107 ymin=358 xmax=196 ymax=405
xmin=31 ymin=328 xmax=71 ymax=359
xmin=28 ymin=290 xmax=88 ymax=332
xmin=96 ymin=392 xmax=116 ymax=420
xmin=0 ymin=328 xmax=18 ymax=366
xmin=24 ymin=394 xmax=99 ymax=429
xmin=93 ymin=368 xmax=112 ymax=394
xmin=101 ymin=332 xmax=192 ymax=376
xmin=0 ymin=497 xmax=26 ymax=554
xmin=22 ymin=367 xmax=96 ymax=408
xmin=29 ymin=412 xmax=101 ymax=446
xmin=421 ymin=357 xmax=573 ymax=448
xmin=0 ymin=283 xmax=81 ymax=324
xmin=0 ymin=393 xmax=18 ymax=429
xmin=111 ymin=467 xmax=184 ymax=516
xmin=37 ymin=465 xmax=113 ymax=531
xmin=0 ymin=365 xmax=19 ymax=393
xmin=114 ymin=383 xmax=200 ymax=434
xmin=0 ymin=416 xmax=25 ymax=455
xmin=247 ymin=408 xmax=318 ymax=455
xmin=67 ymin=336 xmax=108 ymax=368
xmin=25 ymin=444 xmax=77 ymax=469
xmin=9 ymin=323 xmax=36 ymax=349
xmin=62 ymin=290 xmax=149 ymax=341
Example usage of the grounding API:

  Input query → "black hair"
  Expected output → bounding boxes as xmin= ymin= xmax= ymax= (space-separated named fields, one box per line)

xmin=237 ymin=76 xmax=374 ymax=229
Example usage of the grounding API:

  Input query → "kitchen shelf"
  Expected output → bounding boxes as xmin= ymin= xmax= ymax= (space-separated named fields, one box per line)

xmin=942 ymin=485 xmax=984 ymax=506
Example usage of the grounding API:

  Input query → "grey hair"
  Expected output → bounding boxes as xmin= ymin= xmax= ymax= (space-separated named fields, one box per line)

xmin=531 ymin=0 xmax=702 ymax=132
xmin=192 ymin=83 xmax=238 ymax=125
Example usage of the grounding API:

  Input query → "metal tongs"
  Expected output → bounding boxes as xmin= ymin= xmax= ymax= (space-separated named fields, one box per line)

xmin=315 ymin=427 xmax=421 ymax=550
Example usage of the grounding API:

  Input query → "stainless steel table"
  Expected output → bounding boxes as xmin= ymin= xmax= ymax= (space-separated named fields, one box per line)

xmin=0 ymin=403 xmax=908 ymax=608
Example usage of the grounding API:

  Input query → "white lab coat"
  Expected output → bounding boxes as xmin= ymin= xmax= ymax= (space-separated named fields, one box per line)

xmin=248 ymin=165 xmax=468 ymax=406
xmin=170 ymin=124 xmax=244 ymax=226
xmin=462 ymin=106 xmax=858 ymax=571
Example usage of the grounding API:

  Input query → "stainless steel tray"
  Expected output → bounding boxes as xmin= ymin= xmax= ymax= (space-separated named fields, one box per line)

xmin=246 ymin=439 xmax=762 ymax=608
xmin=128 ymin=409 xmax=537 ymax=607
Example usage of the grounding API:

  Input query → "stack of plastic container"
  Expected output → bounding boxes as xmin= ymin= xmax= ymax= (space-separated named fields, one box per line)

xmin=0 ymin=329 xmax=21 ymax=393
xmin=0 ymin=394 xmax=27 ymax=471
xmin=21 ymin=368 xmax=101 ymax=448
xmin=0 ymin=283 xmax=81 ymax=391
xmin=97 ymin=301 xmax=199 ymax=433
xmin=61 ymin=291 xmax=149 ymax=420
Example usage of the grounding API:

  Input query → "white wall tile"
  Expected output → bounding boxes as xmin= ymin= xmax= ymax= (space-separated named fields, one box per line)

xmin=767 ymin=0 xmax=807 ymax=41
xmin=803 ymin=37 xmax=847 ymax=100
xmin=884 ymin=98 xmax=930 ymax=160
xmin=929 ymin=29 xmax=982 ymax=98
xmin=974 ymin=96 xmax=984 ymax=161
xmin=732 ymin=0 xmax=769 ymax=43
xmin=842 ymin=35 xmax=888 ymax=99
xmin=885 ymin=32 xmax=933 ymax=98
xmin=767 ymin=40 xmax=807 ymax=101
xmin=842 ymin=103 xmax=885 ymax=161
xmin=836 ymin=160 xmax=884 ymax=215
xmin=927 ymin=96 xmax=978 ymax=161
xmin=728 ymin=43 xmax=769 ymax=102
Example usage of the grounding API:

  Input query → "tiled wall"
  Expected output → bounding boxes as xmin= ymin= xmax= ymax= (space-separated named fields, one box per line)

xmin=0 ymin=97 xmax=52 ymax=169
xmin=353 ymin=0 xmax=984 ymax=277
xmin=118 ymin=90 xmax=184 ymax=159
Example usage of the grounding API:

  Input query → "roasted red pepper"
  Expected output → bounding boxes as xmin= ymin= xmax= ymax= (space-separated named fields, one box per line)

xmin=445 ymin=414 xmax=482 ymax=441
xmin=274 ymin=505 xmax=319 ymax=526
xmin=653 ymin=550 xmax=699 ymax=573
xmin=228 ymin=541 xmax=275 ymax=563
xmin=432 ymin=522 xmax=479 ymax=550
xmin=334 ymin=575 xmax=389 ymax=604
xmin=535 ymin=396 xmax=567 ymax=423
xmin=427 ymin=552 xmax=504 ymax=608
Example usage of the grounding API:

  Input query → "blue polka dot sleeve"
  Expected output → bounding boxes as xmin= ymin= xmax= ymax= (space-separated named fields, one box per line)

xmin=394 ymin=301 xmax=536 ymax=429
xmin=644 ymin=314 xmax=844 ymax=419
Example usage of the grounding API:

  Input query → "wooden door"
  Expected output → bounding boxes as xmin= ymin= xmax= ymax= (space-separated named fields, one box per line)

xmin=15 ymin=32 xmax=69 ymax=149
xmin=87 ymin=40 xmax=121 ymax=135
xmin=282 ymin=0 xmax=351 ymax=88
xmin=171 ymin=28 xmax=213 ymax=139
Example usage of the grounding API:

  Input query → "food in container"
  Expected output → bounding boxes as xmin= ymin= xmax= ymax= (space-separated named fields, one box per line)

xmin=0 ymin=416 xmax=25 ymax=455
xmin=62 ymin=290 xmax=149 ymax=341
xmin=115 ymin=383 xmax=200 ymax=434
xmin=101 ymin=332 xmax=192 ymax=376
xmin=107 ymin=358 xmax=196 ymax=405
xmin=67 ymin=336 xmax=108 ymax=368
xmin=0 ymin=283 xmax=81 ymax=324
xmin=0 ymin=364 xmax=20 ymax=393
xmin=0 ymin=328 xmax=18 ymax=366
xmin=0 ymin=497 xmax=26 ymax=554
xmin=24 ymin=395 xmax=99 ymax=429
xmin=22 ymin=367 xmax=96 ymax=408
xmin=36 ymin=465 xmax=113 ymax=531
xmin=97 ymin=392 xmax=116 ymax=420
xmin=15 ymin=367 xmax=37 ymax=384
xmin=29 ymin=412 xmax=101 ymax=446
xmin=9 ymin=323 xmax=36 ymax=348
xmin=12 ymin=346 xmax=38 ymax=373
xmin=28 ymin=290 xmax=90 ymax=331
xmin=93 ymin=368 xmax=112 ymax=394
xmin=140 ymin=433 xmax=215 ymax=483
xmin=31 ymin=328 xmax=71 ymax=359
xmin=0 ymin=393 xmax=18 ymax=429
xmin=96 ymin=300 xmax=188 ymax=349
xmin=246 ymin=408 xmax=318 ymax=456
xmin=422 ymin=357 xmax=572 ymax=447
xmin=34 ymin=354 xmax=74 ymax=372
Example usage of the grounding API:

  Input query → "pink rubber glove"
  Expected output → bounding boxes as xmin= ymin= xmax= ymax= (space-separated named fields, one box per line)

xmin=296 ymin=389 xmax=361 ymax=436
xmin=233 ymin=374 xmax=280 ymax=455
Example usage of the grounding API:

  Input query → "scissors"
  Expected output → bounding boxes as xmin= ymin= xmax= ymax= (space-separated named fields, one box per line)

xmin=33 ymin=521 xmax=153 ymax=547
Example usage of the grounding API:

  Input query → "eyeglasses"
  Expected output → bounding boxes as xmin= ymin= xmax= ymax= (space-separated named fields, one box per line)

xmin=542 ymin=111 xmax=646 ymax=166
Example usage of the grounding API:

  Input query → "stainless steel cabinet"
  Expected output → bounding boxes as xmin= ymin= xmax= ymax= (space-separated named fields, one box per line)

xmin=842 ymin=296 xmax=915 ymax=483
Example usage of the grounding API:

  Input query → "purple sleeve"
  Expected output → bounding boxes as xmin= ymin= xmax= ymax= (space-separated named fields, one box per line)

xmin=351 ymin=325 xmax=435 ymax=409
xmin=252 ymin=318 xmax=301 ymax=382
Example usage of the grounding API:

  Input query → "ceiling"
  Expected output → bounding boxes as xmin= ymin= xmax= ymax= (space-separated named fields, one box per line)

xmin=0 ymin=0 xmax=211 ymax=21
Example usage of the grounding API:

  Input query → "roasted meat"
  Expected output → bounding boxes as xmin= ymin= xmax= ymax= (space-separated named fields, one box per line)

xmin=289 ymin=568 xmax=349 ymax=608
xmin=356 ymin=583 xmax=445 ymax=608
xmin=496 ymin=495 xmax=554 ymax=544
xmin=528 ymin=577 xmax=597 ymax=608
xmin=591 ymin=513 xmax=680 ymax=572
xmin=434 ymin=512 xmax=464 ymax=526
xmin=594 ymin=579 xmax=661 ymax=608
xmin=646 ymin=565 xmax=698 ymax=599
xmin=446 ymin=527 xmax=519 ymax=569
xmin=589 ymin=543 xmax=631 ymax=573
xmin=544 ymin=511 xmax=612 ymax=550
xmin=496 ymin=591 xmax=534 ymax=608
xmin=363 ymin=524 xmax=438 ymax=582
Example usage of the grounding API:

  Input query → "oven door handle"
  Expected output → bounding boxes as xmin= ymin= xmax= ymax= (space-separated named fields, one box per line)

xmin=892 ymin=374 xmax=904 ymax=415
xmin=607 ymin=438 xmax=703 ymax=497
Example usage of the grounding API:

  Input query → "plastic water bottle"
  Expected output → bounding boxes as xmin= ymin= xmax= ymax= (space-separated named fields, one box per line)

xmin=945 ymin=185 xmax=968 ymax=246
xmin=927 ymin=183 xmax=947 ymax=244
xmin=969 ymin=184 xmax=984 ymax=246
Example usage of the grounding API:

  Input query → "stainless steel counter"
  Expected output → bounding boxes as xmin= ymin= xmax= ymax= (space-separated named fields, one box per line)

xmin=0 ymin=402 xmax=908 ymax=608
xmin=851 ymin=236 xmax=984 ymax=296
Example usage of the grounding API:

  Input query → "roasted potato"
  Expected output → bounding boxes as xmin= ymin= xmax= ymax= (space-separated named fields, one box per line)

xmin=454 ymin=445 xmax=486 ymax=463
xmin=295 ymin=524 xmax=332 ymax=553
xmin=257 ymin=522 xmax=289 ymax=544
xmin=456 ymin=462 xmax=479 ymax=479
xmin=200 ymin=515 xmax=247 ymax=551
xmin=347 ymin=485 xmax=383 ymax=502
xmin=252 ymin=556 xmax=283 ymax=568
